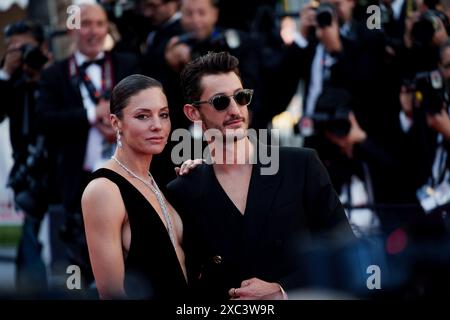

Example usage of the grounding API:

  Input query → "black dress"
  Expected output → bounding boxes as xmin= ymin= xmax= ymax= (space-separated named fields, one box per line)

xmin=86 ymin=168 xmax=188 ymax=300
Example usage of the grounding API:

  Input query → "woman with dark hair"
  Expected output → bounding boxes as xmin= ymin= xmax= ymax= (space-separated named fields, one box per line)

xmin=81 ymin=74 xmax=188 ymax=299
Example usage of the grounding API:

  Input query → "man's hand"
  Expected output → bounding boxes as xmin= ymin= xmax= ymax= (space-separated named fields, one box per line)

xmin=228 ymin=278 xmax=286 ymax=300
xmin=404 ymin=11 xmax=420 ymax=49
xmin=175 ymin=159 xmax=205 ymax=176
xmin=432 ymin=17 xmax=448 ymax=47
xmin=95 ymin=99 xmax=110 ymax=123
xmin=426 ymin=109 xmax=450 ymax=140
xmin=2 ymin=43 xmax=23 ymax=77
xmin=96 ymin=120 xmax=116 ymax=143
xmin=299 ymin=4 xmax=317 ymax=39
xmin=325 ymin=112 xmax=367 ymax=158
xmin=280 ymin=16 xmax=297 ymax=45
xmin=165 ymin=36 xmax=192 ymax=73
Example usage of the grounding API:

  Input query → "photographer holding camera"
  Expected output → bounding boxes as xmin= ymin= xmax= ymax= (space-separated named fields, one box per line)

xmin=398 ymin=40 xmax=450 ymax=233
xmin=396 ymin=0 xmax=450 ymax=228
xmin=275 ymin=0 xmax=403 ymax=235
xmin=143 ymin=0 xmax=263 ymax=187
xmin=0 ymin=20 xmax=52 ymax=294
xmin=162 ymin=0 xmax=262 ymax=129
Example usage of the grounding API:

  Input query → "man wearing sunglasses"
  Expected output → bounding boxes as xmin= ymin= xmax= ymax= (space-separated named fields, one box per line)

xmin=167 ymin=52 xmax=355 ymax=300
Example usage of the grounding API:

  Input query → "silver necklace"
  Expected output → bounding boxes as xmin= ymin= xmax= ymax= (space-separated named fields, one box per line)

xmin=111 ymin=156 xmax=175 ymax=247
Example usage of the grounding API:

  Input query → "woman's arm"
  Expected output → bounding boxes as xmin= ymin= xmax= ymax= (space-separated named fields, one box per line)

xmin=81 ymin=178 xmax=127 ymax=299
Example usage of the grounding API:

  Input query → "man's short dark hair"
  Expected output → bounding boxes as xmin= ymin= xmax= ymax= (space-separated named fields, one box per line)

xmin=3 ymin=20 xmax=45 ymax=44
xmin=139 ymin=0 xmax=180 ymax=4
xmin=180 ymin=0 xmax=218 ymax=7
xmin=180 ymin=51 xmax=240 ymax=103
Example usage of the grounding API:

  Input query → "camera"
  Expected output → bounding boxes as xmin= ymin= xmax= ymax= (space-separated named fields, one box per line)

xmin=411 ymin=10 xmax=450 ymax=47
xmin=315 ymin=3 xmax=336 ymax=29
xmin=304 ymin=2 xmax=337 ymax=41
xmin=175 ymin=32 xmax=197 ymax=48
xmin=404 ymin=70 xmax=448 ymax=114
xmin=20 ymin=43 xmax=48 ymax=71
xmin=101 ymin=0 xmax=135 ymax=19
xmin=7 ymin=136 xmax=49 ymax=218
xmin=299 ymin=87 xmax=352 ymax=137
xmin=175 ymin=29 xmax=242 ymax=60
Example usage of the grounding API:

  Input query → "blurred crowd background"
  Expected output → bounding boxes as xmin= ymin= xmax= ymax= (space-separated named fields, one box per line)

xmin=1 ymin=0 xmax=450 ymax=299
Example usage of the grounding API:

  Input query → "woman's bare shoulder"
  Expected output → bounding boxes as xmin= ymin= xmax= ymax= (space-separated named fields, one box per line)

xmin=82 ymin=177 xmax=125 ymax=220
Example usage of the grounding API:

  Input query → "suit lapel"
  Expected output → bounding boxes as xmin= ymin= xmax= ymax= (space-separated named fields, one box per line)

xmin=243 ymin=149 xmax=282 ymax=253
xmin=64 ymin=59 xmax=83 ymax=107
xmin=198 ymin=164 xmax=227 ymax=220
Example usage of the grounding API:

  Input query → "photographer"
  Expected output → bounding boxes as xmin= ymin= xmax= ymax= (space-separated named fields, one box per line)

xmin=400 ymin=0 xmax=449 ymax=79
xmin=398 ymin=40 xmax=450 ymax=233
xmin=163 ymin=0 xmax=262 ymax=129
xmin=141 ymin=0 xmax=183 ymax=117
xmin=0 ymin=20 xmax=52 ymax=294
xmin=275 ymin=0 xmax=403 ymax=235
xmin=144 ymin=0 xmax=263 ymax=187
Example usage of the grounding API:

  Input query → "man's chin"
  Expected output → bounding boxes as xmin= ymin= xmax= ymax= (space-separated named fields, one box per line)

xmin=83 ymin=46 xmax=103 ymax=56
xmin=223 ymin=128 xmax=247 ymax=141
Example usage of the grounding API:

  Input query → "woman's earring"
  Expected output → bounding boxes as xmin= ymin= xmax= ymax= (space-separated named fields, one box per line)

xmin=116 ymin=131 xmax=123 ymax=148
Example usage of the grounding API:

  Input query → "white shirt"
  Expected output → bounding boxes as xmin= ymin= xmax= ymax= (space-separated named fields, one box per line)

xmin=0 ymin=68 xmax=11 ymax=80
xmin=74 ymin=50 xmax=112 ymax=172
xmin=391 ymin=0 xmax=405 ymax=21
xmin=294 ymin=32 xmax=337 ymax=115
xmin=305 ymin=44 xmax=326 ymax=115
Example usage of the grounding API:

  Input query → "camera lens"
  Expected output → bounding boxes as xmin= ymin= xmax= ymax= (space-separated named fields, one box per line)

xmin=316 ymin=4 xmax=335 ymax=28
xmin=21 ymin=44 xmax=48 ymax=70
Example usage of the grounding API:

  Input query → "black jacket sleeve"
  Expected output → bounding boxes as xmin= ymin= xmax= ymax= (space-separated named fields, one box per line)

xmin=36 ymin=63 xmax=90 ymax=138
xmin=303 ymin=149 xmax=354 ymax=235
xmin=278 ymin=149 xmax=356 ymax=291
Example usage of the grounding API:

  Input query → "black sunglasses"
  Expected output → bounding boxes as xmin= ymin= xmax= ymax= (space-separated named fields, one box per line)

xmin=192 ymin=89 xmax=254 ymax=111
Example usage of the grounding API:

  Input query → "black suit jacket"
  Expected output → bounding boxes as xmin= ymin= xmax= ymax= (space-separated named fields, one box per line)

xmin=0 ymin=74 xmax=38 ymax=163
xmin=167 ymin=146 xmax=355 ymax=300
xmin=36 ymin=51 xmax=140 ymax=210
xmin=142 ymin=18 xmax=183 ymax=85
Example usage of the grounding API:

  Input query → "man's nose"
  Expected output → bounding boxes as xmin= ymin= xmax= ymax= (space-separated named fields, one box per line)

xmin=91 ymin=24 xmax=105 ymax=36
xmin=227 ymin=97 xmax=241 ymax=115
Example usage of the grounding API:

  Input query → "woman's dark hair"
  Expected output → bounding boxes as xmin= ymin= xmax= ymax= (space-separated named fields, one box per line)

xmin=110 ymin=74 xmax=163 ymax=118
xmin=180 ymin=51 xmax=240 ymax=104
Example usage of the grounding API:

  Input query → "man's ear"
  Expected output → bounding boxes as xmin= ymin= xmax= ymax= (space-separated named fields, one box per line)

xmin=212 ymin=6 xmax=219 ymax=25
xmin=183 ymin=104 xmax=201 ymax=122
